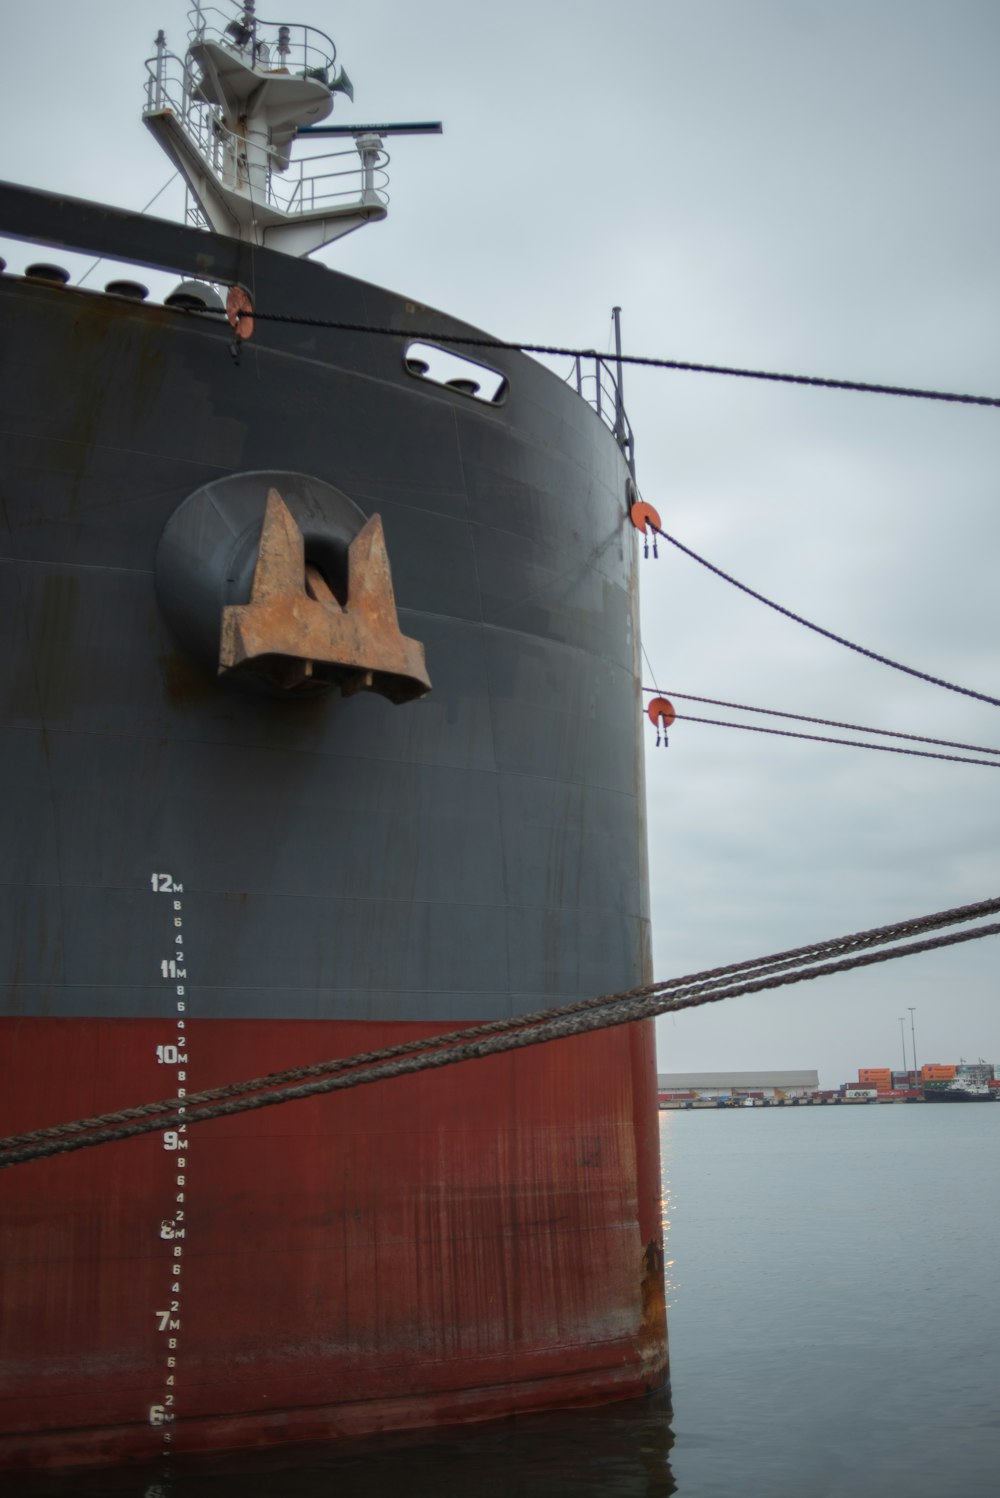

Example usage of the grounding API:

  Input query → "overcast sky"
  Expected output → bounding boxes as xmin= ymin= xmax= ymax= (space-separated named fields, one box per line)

xmin=3 ymin=1 xmax=999 ymax=1087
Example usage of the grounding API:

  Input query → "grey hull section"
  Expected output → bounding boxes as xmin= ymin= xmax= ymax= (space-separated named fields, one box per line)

xmin=0 ymin=184 xmax=650 ymax=1025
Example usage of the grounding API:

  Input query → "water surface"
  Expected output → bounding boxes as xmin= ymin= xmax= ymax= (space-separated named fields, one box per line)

xmin=664 ymin=1103 xmax=1000 ymax=1496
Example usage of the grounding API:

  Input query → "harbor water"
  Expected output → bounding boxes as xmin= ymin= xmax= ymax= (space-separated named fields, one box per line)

xmin=15 ymin=1102 xmax=1000 ymax=1497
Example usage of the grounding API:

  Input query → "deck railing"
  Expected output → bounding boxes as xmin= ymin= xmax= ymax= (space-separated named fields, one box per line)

xmin=567 ymin=354 xmax=635 ymax=474
xmin=186 ymin=3 xmax=338 ymax=84
xmin=143 ymin=40 xmax=388 ymax=221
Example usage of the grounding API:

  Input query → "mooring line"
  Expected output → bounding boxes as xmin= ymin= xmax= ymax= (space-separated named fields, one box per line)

xmin=1 ymin=897 xmax=998 ymax=1169
xmin=7 ymin=895 xmax=1000 ymax=1155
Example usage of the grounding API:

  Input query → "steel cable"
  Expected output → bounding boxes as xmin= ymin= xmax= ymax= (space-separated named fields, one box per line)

xmin=6 ymin=894 xmax=997 ymax=1150
xmin=211 ymin=310 xmax=1000 ymax=411
xmin=643 ymin=689 xmax=1000 ymax=759
xmin=652 ymin=525 xmax=1000 ymax=710
xmin=2 ymin=896 xmax=999 ymax=1169
xmin=665 ymin=711 xmax=1000 ymax=769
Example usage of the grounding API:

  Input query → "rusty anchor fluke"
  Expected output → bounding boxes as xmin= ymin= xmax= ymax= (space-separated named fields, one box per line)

xmin=219 ymin=488 xmax=431 ymax=703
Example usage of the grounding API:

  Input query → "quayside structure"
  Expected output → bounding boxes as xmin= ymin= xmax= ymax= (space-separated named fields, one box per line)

xmin=0 ymin=0 xmax=664 ymax=1470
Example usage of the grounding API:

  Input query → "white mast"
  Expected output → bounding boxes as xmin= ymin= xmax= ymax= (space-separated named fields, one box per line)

xmin=143 ymin=2 xmax=387 ymax=256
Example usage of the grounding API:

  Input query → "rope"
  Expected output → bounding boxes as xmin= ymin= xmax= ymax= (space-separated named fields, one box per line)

xmin=652 ymin=525 xmax=1000 ymax=710
xmin=8 ymin=893 xmax=996 ymax=1150
xmin=666 ymin=711 xmax=1000 ymax=770
xmin=643 ymin=689 xmax=1000 ymax=759
xmin=213 ymin=310 xmax=1000 ymax=412
xmin=2 ymin=895 xmax=998 ymax=1170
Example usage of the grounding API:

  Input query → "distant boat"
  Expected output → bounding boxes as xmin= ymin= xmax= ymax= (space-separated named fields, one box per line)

xmin=922 ymin=1079 xmax=994 ymax=1103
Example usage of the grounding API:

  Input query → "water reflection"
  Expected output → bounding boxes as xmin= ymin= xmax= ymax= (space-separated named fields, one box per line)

xmin=18 ymin=1395 xmax=676 ymax=1498
xmin=660 ymin=1110 xmax=677 ymax=1309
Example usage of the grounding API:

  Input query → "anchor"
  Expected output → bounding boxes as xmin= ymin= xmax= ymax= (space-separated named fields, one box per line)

xmin=219 ymin=487 xmax=431 ymax=703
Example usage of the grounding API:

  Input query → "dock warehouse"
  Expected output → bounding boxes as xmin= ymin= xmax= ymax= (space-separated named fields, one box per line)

xmin=658 ymin=1071 xmax=820 ymax=1103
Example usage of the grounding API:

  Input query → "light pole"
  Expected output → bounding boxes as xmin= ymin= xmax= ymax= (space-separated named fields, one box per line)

xmin=898 ymin=1016 xmax=908 ymax=1079
xmin=908 ymin=1006 xmax=918 ymax=1084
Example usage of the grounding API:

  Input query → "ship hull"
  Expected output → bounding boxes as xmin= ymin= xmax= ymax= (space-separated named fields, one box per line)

xmin=0 ymin=181 xmax=665 ymax=1469
xmin=0 ymin=1015 xmax=664 ymax=1469
xmin=921 ymin=1089 xmax=994 ymax=1102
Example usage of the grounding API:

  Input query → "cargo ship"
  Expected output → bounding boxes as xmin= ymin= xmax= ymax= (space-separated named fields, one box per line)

xmin=0 ymin=1 xmax=666 ymax=1471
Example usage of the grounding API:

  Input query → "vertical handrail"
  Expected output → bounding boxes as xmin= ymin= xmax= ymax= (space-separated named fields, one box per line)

xmin=563 ymin=321 xmax=635 ymax=476
xmin=150 ymin=30 xmax=167 ymax=111
xmin=612 ymin=305 xmax=625 ymax=444
xmin=245 ymin=1 xmax=258 ymax=65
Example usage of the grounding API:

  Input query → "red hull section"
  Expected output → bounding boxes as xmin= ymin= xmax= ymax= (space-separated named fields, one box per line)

xmin=0 ymin=1016 xmax=667 ymax=1470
